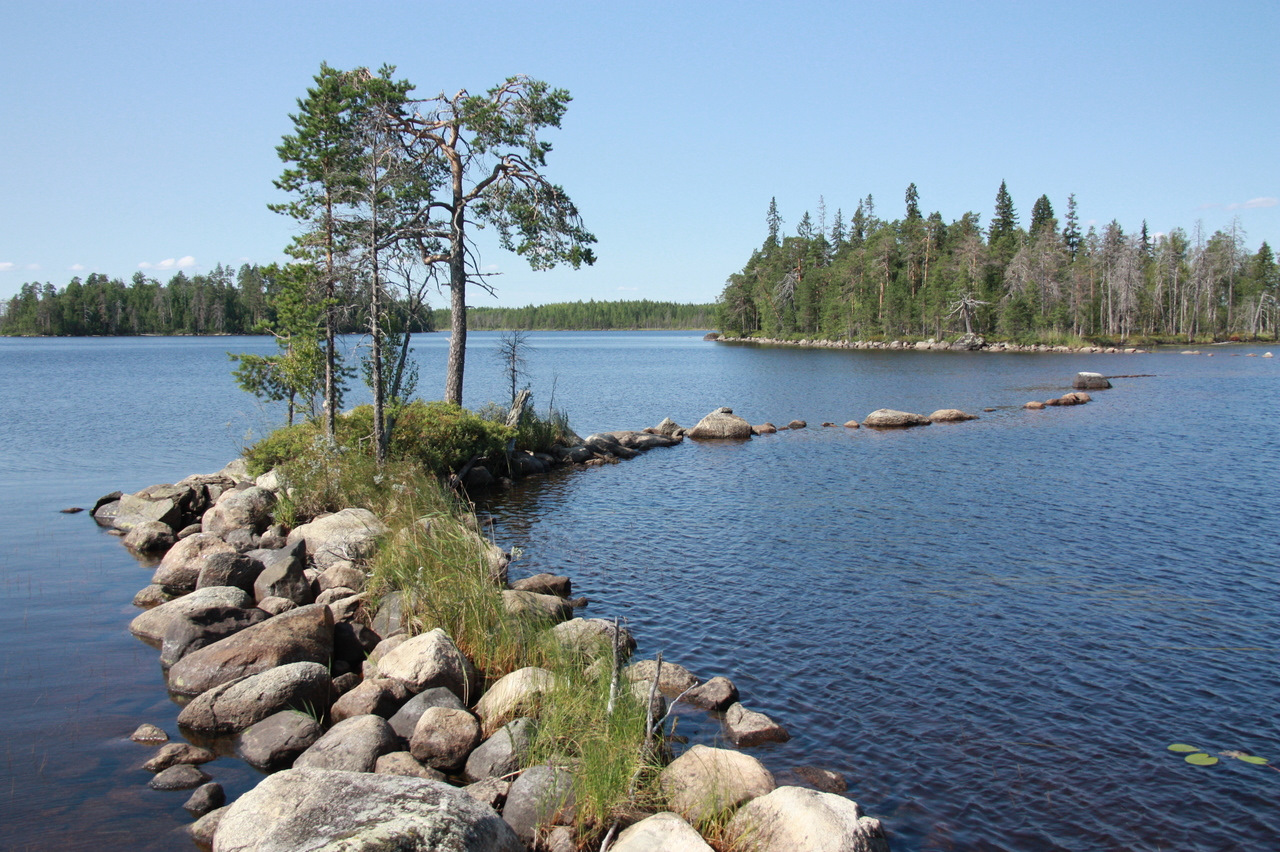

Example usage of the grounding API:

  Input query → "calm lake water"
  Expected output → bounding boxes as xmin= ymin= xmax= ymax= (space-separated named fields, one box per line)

xmin=1 ymin=331 xmax=1276 ymax=851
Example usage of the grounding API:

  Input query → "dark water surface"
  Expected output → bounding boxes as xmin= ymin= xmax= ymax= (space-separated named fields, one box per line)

xmin=1 ymin=333 xmax=1277 ymax=851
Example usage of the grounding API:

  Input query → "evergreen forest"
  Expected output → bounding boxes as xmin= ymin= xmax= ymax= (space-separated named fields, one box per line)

xmin=716 ymin=186 xmax=1279 ymax=344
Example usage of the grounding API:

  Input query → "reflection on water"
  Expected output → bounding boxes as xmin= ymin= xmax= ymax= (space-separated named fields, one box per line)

xmin=2 ymin=333 xmax=1277 ymax=850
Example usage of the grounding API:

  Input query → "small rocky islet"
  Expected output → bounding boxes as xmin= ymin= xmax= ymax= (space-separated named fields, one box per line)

xmin=96 ymin=374 xmax=1111 ymax=849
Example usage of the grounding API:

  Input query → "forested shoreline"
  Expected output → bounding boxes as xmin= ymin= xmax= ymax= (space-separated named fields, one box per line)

xmin=716 ymin=187 xmax=1279 ymax=344
xmin=0 ymin=266 xmax=712 ymax=335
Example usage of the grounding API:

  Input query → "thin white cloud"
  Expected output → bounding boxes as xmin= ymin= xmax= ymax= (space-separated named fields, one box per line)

xmin=25 ymin=263 xmax=40 ymax=271
xmin=70 ymin=263 xmax=85 ymax=272
xmin=139 ymin=256 xmax=197 ymax=271
xmin=0 ymin=262 xmax=14 ymax=272
xmin=1226 ymin=197 xmax=1278 ymax=211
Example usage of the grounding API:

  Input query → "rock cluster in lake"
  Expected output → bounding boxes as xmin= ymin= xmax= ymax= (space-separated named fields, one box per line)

xmin=102 ymin=458 xmax=887 ymax=851
xmin=716 ymin=333 xmax=1150 ymax=355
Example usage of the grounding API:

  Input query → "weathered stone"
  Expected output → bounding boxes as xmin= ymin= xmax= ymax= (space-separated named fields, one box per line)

xmin=543 ymin=825 xmax=577 ymax=852
xmin=724 ymin=702 xmax=790 ymax=747
xmin=143 ymin=742 xmax=216 ymax=772
xmin=212 ymin=767 xmax=523 ymax=852
xmin=331 ymin=676 xmax=413 ymax=723
xmin=334 ymin=620 xmax=380 ymax=667
xmin=122 ymin=520 xmax=176 ymax=554
xmin=149 ymin=764 xmax=211 ymax=791
xmin=166 ymin=604 xmax=334 ymax=697
xmin=626 ymin=659 xmax=699 ymax=698
xmin=510 ymin=573 xmax=572 ymax=597
xmin=189 ymin=805 xmax=226 ymax=847
xmin=96 ymin=491 xmax=185 ymax=532
xmin=844 ymin=420 xmax=861 ymax=429
xmin=789 ymin=766 xmax=848 ymax=793
xmin=928 ymin=409 xmax=978 ymax=423
xmin=1073 ymin=371 xmax=1111 ymax=390
xmin=130 ymin=723 xmax=168 ymax=744
xmin=333 ymin=671 xmax=361 ymax=696
xmin=502 ymin=764 xmax=576 ymax=846
xmin=286 ymin=508 xmax=388 ymax=571
xmin=631 ymin=679 xmax=667 ymax=719
xmin=551 ymin=617 xmax=636 ymax=658
xmin=294 ymin=714 xmax=401 ymax=773
xmin=372 ymin=591 xmax=405 ymax=637
xmin=375 ymin=628 xmax=480 ymax=704
xmin=583 ymin=432 xmax=639 ymax=459
xmin=389 ymin=687 xmax=467 ymax=740
xmin=177 ymin=661 xmax=332 ymax=736
xmin=249 ymin=540 xmax=312 ymax=605
xmin=255 ymin=469 xmax=282 ymax=493
xmin=160 ymin=605 xmax=269 ymax=667
xmin=659 ymin=745 xmax=775 ymax=825
xmin=502 ymin=589 xmax=573 ymax=623
xmin=724 ymin=786 xmax=889 ymax=852
xmin=195 ymin=553 xmax=262 ymax=593
xmin=151 ymin=534 xmax=237 ymax=593
xmin=374 ymin=751 xmax=445 ymax=781
xmin=410 ymin=706 xmax=481 ymax=773
xmin=132 ymin=584 xmax=177 ymax=609
xmin=464 ymin=718 xmax=535 ymax=783
xmin=599 ymin=430 xmax=682 ymax=450
xmin=130 ymin=586 xmax=253 ymax=645
xmin=1024 ymin=400 xmax=1046 ymax=410
xmin=687 ymin=407 xmax=753 ymax=440
xmin=474 ymin=667 xmax=554 ymax=736
xmin=611 ymin=811 xmax=714 ymax=852
xmin=649 ymin=417 xmax=684 ymax=437
xmin=323 ymin=591 xmax=367 ymax=625
xmin=184 ymin=782 xmax=226 ymax=818
xmin=318 ymin=563 xmax=365 ymax=593
xmin=203 ymin=485 xmax=275 ymax=538
xmin=256 ymin=596 xmax=296 ymax=616
xmin=681 ymin=676 xmax=739 ymax=711
xmin=787 ymin=419 xmax=807 ymax=430
xmin=464 ymin=776 xmax=510 ymax=811
xmin=238 ymin=710 xmax=324 ymax=772
xmin=751 ymin=423 xmax=777 ymax=435
xmin=862 ymin=408 xmax=931 ymax=428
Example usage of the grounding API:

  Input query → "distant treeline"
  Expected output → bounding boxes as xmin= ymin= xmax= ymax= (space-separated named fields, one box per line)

xmin=718 ymin=188 xmax=1280 ymax=343
xmin=435 ymin=300 xmax=714 ymax=330
xmin=0 ymin=266 xmax=712 ymax=335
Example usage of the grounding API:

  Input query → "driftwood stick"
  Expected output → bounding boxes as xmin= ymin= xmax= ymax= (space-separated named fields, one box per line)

xmin=606 ymin=615 xmax=621 ymax=717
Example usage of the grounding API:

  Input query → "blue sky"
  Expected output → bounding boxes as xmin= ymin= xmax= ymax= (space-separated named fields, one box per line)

xmin=2 ymin=0 xmax=1277 ymax=304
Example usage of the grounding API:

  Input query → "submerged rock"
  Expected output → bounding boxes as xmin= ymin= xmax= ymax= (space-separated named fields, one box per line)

xmin=687 ymin=407 xmax=753 ymax=440
xmin=862 ymin=409 xmax=931 ymax=428
xmin=724 ymin=785 xmax=889 ymax=852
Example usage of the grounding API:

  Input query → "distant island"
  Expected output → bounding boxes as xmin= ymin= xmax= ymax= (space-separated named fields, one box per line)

xmin=717 ymin=189 xmax=1279 ymax=346
xmin=0 ymin=264 xmax=713 ymax=336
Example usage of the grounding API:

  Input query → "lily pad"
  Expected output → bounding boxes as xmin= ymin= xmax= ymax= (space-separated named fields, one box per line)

xmin=1233 ymin=754 xmax=1269 ymax=766
xmin=1167 ymin=743 xmax=1200 ymax=753
xmin=1185 ymin=753 xmax=1219 ymax=766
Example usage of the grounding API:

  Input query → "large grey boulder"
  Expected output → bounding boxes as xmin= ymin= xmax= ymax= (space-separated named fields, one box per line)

xmin=723 ymin=702 xmax=791 ymax=747
xmin=159 ymin=604 xmax=268 ymax=667
xmin=1073 ymin=371 xmax=1111 ymax=390
xmin=502 ymin=764 xmax=576 ymax=846
xmin=94 ymin=491 xmax=185 ymax=532
xmin=501 ymin=590 xmax=573 ymax=623
xmin=647 ymin=417 xmax=685 ymax=438
xmin=723 ymin=786 xmax=889 ymax=852
xmin=250 ymin=540 xmax=313 ymax=605
xmin=862 ymin=408 xmax=931 ymax=428
xmin=212 ymin=767 xmax=523 ymax=852
xmin=626 ymin=659 xmax=700 ymax=698
xmin=409 ymin=707 xmax=481 ymax=773
xmin=293 ymin=714 xmax=401 ymax=773
xmin=129 ymin=586 xmax=253 ymax=645
xmin=166 ymin=604 xmax=334 ymax=697
xmin=122 ymin=520 xmax=176 ymax=554
xmin=509 ymin=573 xmax=572 ymax=597
xmin=583 ymin=433 xmax=639 ymax=459
xmin=464 ymin=718 xmax=535 ymax=783
xmin=551 ymin=617 xmax=636 ymax=658
xmin=686 ymin=407 xmax=753 ymax=440
xmin=659 ymin=745 xmax=775 ymax=825
xmin=598 ymin=430 xmax=682 ymax=450
xmin=611 ymin=812 xmax=714 ymax=852
xmin=176 ymin=661 xmax=332 ymax=736
xmin=389 ymin=687 xmax=467 ymax=740
xmin=151 ymin=533 xmax=236 ymax=593
xmin=682 ymin=676 xmax=739 ymax=712
xmin=238 ymin=710 xmax=325 ymax=772
xmin=286 ymin=508 xmax=388 ymax=571
xmin=474 ymin=667 xmax=554 ymax=736
xmin=928 ymin=408 xmax=978 ymax=423
xmin=196 ymin=552 xmax=263 ymax=593
xmin=203 ymin=485 xmax=275 ymax=538
xmin=375 ymin=629 xmax=480 ymax=705
xmin=330 ymin=676 xmax=413 ymax=723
